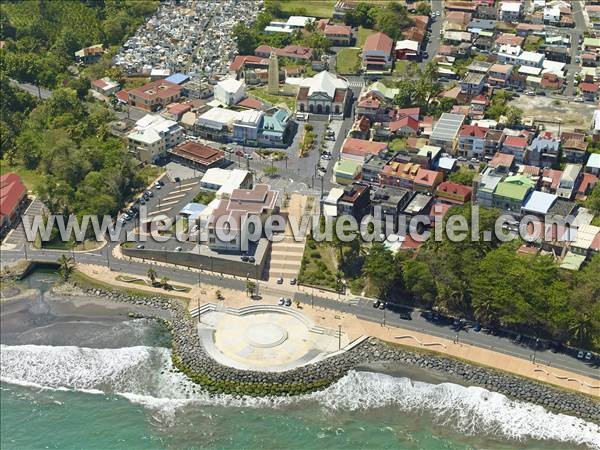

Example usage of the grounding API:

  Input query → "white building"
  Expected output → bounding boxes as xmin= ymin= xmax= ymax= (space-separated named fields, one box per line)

xmin=200 ymin=168 xmax=253 ymax=198
xmin=127 ymin=114 xmax=184 ymax=163
xmin=543 ymin=5 xmax=561 ymax=23
xmin=214 ymin=78 xmax=246 ymax=106
xmin=500 ymin=2 xmax=522 ymax=21
xmin=196 ymin=107 xmax=240 ymax=131
xmin=497 ymin=45 xmax=545 ymax=68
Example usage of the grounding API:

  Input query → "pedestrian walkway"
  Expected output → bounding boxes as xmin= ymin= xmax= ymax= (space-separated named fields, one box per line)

xmin=2 ymin=197 xmax=45 ymax=249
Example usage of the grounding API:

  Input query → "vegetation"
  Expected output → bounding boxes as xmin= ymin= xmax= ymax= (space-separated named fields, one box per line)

xmin=57 ymin=254 xmax=75 ymax=281
xmin=0 ymin=0 xmax=158 ymax=89
xmin=298 ymin=235 xmax=339 ymax=290
xmin=585 ymin=183 xmax=600 ymax=216
xmin=265 ymin=0 xmax=337 ymax=19
xmin=389 ymin=137 xmax=407 ymax=153
xmin=193 ymin=190 xmax=216 ymax=205
xmin=344 ymin=2 xmax=413 ymax=40
xmin=336 ymin=48 xmax=362 ymax=74
xmin=147 ymin=268 xmax=158 ymax=285
xmin=448 ymin=167 xmax=477 ymax=186
xmin=247 ymin=87 xmax=297 ymax=110
xmin=486 ymin=89 xmax=523 ymax=126
xmin=356 ymin=26 xmax=375 ymax=47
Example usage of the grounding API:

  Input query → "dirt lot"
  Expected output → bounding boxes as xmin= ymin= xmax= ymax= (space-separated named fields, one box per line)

xmin=508 ymin=95 xmax=597 ymax=134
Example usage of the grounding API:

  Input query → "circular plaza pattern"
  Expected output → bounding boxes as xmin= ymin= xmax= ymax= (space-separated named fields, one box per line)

xmin=197 ymin=306 xmax=344 ymax=372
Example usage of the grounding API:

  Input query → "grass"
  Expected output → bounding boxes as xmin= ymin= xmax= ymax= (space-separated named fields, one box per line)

xmin=267 ymin=0 xmax=337 ymax=18
xmin=0 ymin=158 xmax=45 ymax=192
xmin=138 ymin=165 xmax=165 ymax=185
xmin=256 ymin=149 xmax=287 ymax=161
xmin=356 ymin=27 xmax=375 ymax=47
xmin=298 ymin=238 xmax=339 ymax=290
xmin=336 ymin=48 xmax=362 ymax=74
xmin=193 ymin=190 xmax=216 ymax=204
xmin=247 ymin=87 xmax=297 ymax=110
xmin=42 ymin=239 xmax=102 ymax=251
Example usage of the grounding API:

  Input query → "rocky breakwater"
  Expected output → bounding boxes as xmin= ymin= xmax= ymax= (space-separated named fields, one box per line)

xmin=77 ymin=286 xmax=599 ymax=422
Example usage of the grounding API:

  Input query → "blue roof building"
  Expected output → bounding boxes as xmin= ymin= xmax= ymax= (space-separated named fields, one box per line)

xmin=165 ymin=73 xmax=191 ymax=85
xmin=259 ymin=108 xmax=291 ymax=147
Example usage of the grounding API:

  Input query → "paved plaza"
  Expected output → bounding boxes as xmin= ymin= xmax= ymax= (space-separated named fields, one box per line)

xmin=197 ymin=305 xmax=347 ymax=372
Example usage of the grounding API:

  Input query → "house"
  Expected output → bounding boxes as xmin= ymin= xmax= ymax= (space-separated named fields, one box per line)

xmin=541 ymin=168 xmax=563 ymax=193
xmin=370 ymin=187 xmax=414 ymax=234
xmin=362 ymin=153 xmax=390 ymax=184
xmin=489 ymin=152 xmax=515 ymax=173
xmin=460 ymin=72 xmax=486 ymax=95
xmin=389 ymin=116 xmax=419 ymax=137
xmin=570 ymin=224 xmax=600 ymax=259
xmin=228 ymin=55 xmax=269 ymax=79
xmin=499 ymin=1 xmax=522 ymax=21
xmin=167 ymin=141 xmax=225 ymax=170
xmin=444 ymin=11 xmax=472 ymax=31
xmin=324 ymin=24 xmax=353 ymax=46
xmin=469 ymin=95 xmax=489 ymax=119
xmin=74 ymin=44 xmax=104 ymax=64
xmin=337 ymin=183 xmax=371 ymax=221
xmin=528 ymin=131 xmax=560 ymax=166
xmin=341 ymin=138 xmax=387 ymax=162
xmin=540 ymin=72 xmax=564 ymax=92
xmin=556 ymin=164 xmax=582 ymax=199
xmin=162 ymin=102 xmax=192 ymax=121
xmin=395 ymin=40 xmax=420 ymax=60
xmin=233 ymin=109 xmax=263 ymax=144
xmin=206 ymin=184 xmax=279 ymax=251
xmin=429 ymin=113 xmax=465 ymax=153
xmin=296 ymin=71 xmax=349 ymax=116
xmin=196 ymin=107 xmax=240 ymax=141
xmin=362 ymin=32 xmax=394 ymax=73
xmin=259 ymin=108 xmax=292 ymax=147
xmin=323 ymin=187 xmax=344 ymax=218
xmin=586 ymin=153 xmax=600 ymax=176
xmin=579 ymin=82 xmax=599 ymax=101
xmin=561 ymin=138 xmax=588 ymax=163
xmin=200 ymin=168 xmax=253 ymax=197
xmin=127 ymin=80 xmax=183 ymax=111
xmin=402 ymin=194 xmax=433 ymax=233
xmin=492 ymin=175 xmax=536 ymax=214
xmin=502 ymin=135 xmax=529 ymax=164
xmin=458 ymin=124 xmax=488 ymax=158
xmin=495 ymin=33 xmax=525 ymax=48
xmin=91 ymin=77 xmax=120 ymax=96
xmin=0 ymin=173 xmax=27 ymax=228
xmin=150 ymin=69 xmax=170 ymax=81
xmin=484 ymin=129 xmax=504 ymax=157
xmin=473 ymin=167 xmax=505 ymax=207
xmin=436 ymin=181 xmax=473 ymax=204
xmin=413 ymin=145 xmax=442 ymax=170
xmin=497 ymin=45 xmax=545 ymax=68
xmin=380 ymin=161 xmax=421 ymax=190
xmin=488 ymin=64 xmax=513 ymax=86
xmin=333 ymin=160 xmax=362 ymax=185
xmin=521 ymin=190 xmax=559 ymax=219
xmin=414 ymin=168 xmax=443 ymax=193
xmin=214 ymin=78 xmax=246 ymax=106
xmin=127 ymin=114 xmax=184 ymax=164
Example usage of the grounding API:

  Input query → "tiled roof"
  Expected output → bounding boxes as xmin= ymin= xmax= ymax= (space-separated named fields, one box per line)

xmin=503 ymin=135 xmax=528 ymax=148
xmin=459 ymin=124 xmax=487 ymax=138
xmin=341 ymin=138 xmax=387 ymax=157
xmin=363 ymin=32 xmax=393 ymax=54
xmin=0 ymin=173 xmax=26 ymax=220
xmin=489 ymin=152 xmax=515 ymax=168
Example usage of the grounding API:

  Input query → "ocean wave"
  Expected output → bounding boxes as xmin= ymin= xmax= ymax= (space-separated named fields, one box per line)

xmin=1 ymin=344 xmax=598 ymax=448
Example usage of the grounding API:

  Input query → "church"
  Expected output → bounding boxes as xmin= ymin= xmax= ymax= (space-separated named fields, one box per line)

xmin=296 ymin=71 xmax=350 ymax=116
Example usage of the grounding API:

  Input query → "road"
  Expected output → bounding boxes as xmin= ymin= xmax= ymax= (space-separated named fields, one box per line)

xmin=9 ymin=79 xmax=52 ymax=100
xmin=421 ymin=2 xmax=444 ymax=69
xmin=2 ymin=234 xmax=598 ymax=380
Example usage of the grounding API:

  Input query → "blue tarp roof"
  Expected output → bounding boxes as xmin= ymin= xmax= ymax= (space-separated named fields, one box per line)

xmin=165 ymin=73 xmax=190 ymax=85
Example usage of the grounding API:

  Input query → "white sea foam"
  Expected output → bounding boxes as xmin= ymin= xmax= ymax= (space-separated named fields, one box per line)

xmin=1 ymin=344 xmax=599 ymax=448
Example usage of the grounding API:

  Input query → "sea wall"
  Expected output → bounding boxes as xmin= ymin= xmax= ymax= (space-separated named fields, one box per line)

xmin=74 ymin=285 xmax=600 ymax=423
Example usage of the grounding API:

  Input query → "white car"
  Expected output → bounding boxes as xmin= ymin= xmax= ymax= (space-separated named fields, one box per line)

xmin=574 ymin=97 xmax=584 ymax=103
xmin=321 ymin=154 xmax=332 ymax=160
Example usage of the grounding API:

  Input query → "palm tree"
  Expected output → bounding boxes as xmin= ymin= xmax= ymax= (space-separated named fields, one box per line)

xmin=147 ymin=268 xmax=157 ymax=284
xmin=569 ymin=313 xmax=593 ymax=348
xmin=160 ymin=276 xmax=170 ymax=289
xmin=57 ymin=254 xmax=75 ymax=281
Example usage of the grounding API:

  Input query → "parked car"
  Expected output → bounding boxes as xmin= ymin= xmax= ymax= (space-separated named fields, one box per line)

xmin=241 ymin=255 xmax=249 ymax=262
xmin=175 ymin=246 xmax=182 ymax=252
xmin=136 ymin=244 xmax=145 ymax=249
xmin=472 ymin=323 xmax=481 ymax=332
xmin=248 ymin=256 xmax=255 ymax=263
xmin=584 ymin=352 xmax=593 ymax=362
xmin=278 ymin=297 xmax=285 ymax=306
xmin=577 ymin=350 xmax=585 ymax=359
xmin=373 ymin=300 xmax=381 ymax=309
xmin=321 ymin=154 xmax=332 ymax=160
xmin=284 ymin=298 xmax=292 ymax=307
xmin=574 ymin=97 xmax=584 ymax=103
xmin=470 ymin=157 xmax=478 ymax=163
xmin=235 ymin=150 xmax=245 ymax=157
xmin=145 ymin=190 xmax=154 ymax=197
xmin=276 ymin=277 xmax=284 ymax=284
xmin=139 ymin=198 xmax=146 ymax=205
xmin=378 ymin=302 xmax=385 ymax=310
xmin=290 ymin=278 xmax=297 ymax=285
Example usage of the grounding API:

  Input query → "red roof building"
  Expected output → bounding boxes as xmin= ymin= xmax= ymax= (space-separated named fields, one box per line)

xmin=436 ymin=181 xmax=473 ymax=204
xmin=167 ymin=141 xmax=225 ymax=169
xmin=0 ymin=173 xmax=27 ymax=227
xmin=341 ymin=138 xmax=387 ymax=161
xmin=414 ymin=168 xmax=444 ymax=192
xmin=127 ymin=80 xmax=182 ymax=111
xmin=389 ymin=116 xmax=419 ymax=135
xmin=362 ymin=32 xmax=394 ymax=70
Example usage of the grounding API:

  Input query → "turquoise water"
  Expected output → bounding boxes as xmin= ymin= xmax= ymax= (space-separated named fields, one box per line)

xmin=1 ymin=271 xmax=598 ymax=449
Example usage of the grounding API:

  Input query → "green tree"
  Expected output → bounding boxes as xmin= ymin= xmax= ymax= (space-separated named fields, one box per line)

xmin=232 ymin=22 xmax=257 ymax=55
xmin=448 ymin=167 xmax=476 ymax=186
xmin=362 ymin=243 xmax=401 ymax=298
xmin=57 ymin=254 xmax=75 ymax=281
xmin=147 ymin=267 xmax=157 ymax=284
xmin=402 ymin=258 xmax=437 ymax=306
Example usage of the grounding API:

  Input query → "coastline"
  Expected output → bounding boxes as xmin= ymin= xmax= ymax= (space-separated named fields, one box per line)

xmin=13 ymin=280 xmax=596 ymax=424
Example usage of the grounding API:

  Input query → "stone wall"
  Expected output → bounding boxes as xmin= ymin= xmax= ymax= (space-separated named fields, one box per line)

xmin=74 ymin=284 xmax=600 ymax=423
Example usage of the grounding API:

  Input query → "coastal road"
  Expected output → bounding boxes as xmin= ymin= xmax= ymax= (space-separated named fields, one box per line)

xmin=2 ymin=240 xmax=598 ymax=380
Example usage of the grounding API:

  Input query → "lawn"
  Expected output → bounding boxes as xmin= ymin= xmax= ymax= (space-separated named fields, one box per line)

xmin=247 ymin=87 xmax=297 ymax=110
xmin=0 ymin=158 xmax=45 ymax=192
xmin=193 ymin=190 xmax=216 ymax=204
xmin=336 ymin=48 xmax=362 ymax=74
xmin=268 ymin=0 xmax=337 ymax=18
xmin=298 ymin=237 xmax=339 ymax=290
xmin=357 ymin=27 xmax=375 ymax=47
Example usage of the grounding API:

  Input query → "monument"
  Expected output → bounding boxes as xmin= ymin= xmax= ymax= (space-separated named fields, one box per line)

xmin=267 ymin=51 xmax=279 ymax=95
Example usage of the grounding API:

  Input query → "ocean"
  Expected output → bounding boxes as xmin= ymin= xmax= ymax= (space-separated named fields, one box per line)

xmin=1 ymin=271 xmax=598 ymax=450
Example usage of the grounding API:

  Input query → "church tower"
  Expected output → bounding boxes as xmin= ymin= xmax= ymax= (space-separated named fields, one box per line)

xmin=267 ymin=51 xmax=279 ymax=95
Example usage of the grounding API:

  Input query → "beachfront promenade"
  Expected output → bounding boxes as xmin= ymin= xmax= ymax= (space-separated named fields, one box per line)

xmin=75 ymin=263 xmax=600 ymax=398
